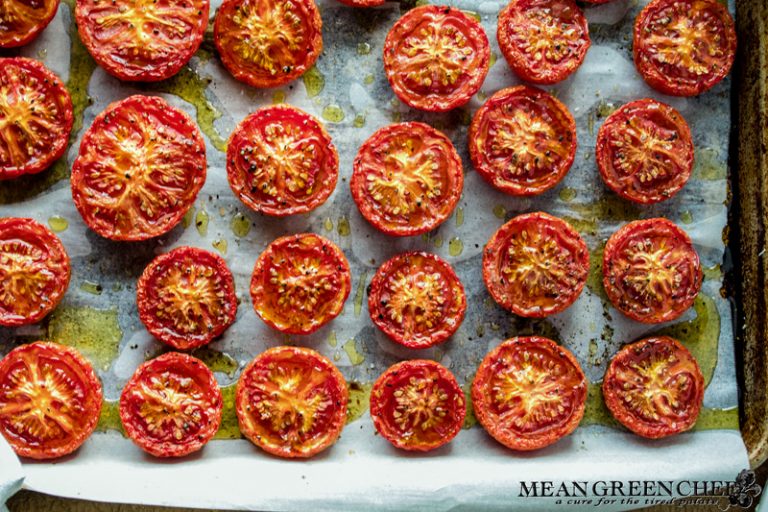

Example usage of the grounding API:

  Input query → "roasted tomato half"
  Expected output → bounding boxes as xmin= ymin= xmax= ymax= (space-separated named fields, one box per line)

xmin=71 ymin=95 xmax=206 ymax=241
xmin=603 ymin=336 xmax=704 ymax=438
xmin=0 ymin=218 xmax=70 ymax=327
xmin=227 ymin=105 xmax=338 ymax=216
xmin=213 ymin=0 xmax=322 ymax=89
xmin=336 ymin=0 xmax=385 ymax=6
xmin=633 ymin=0 xmax=737 ymax=97
xmin=483 ymin=212 xmax=588 ymax=318
xmin=236 ymin=346 xmax=348 ymax=458
xmin=596 ymin=99 xmax=694 ymax=204
xmin=76 ymin=0 xmax=209 ymax=82
xmin=469 ymin=85 xmax=577 ymax=196
xmin=383 ymin=5 xmax=490 ymax=112
xmin=370 ymin=360 xmax=465 ymax=452
xmin=0 ymin=342 xmax=102 ymax=459
xmin=120 ymin=352 xmax=222 ymax=457
xmin=350 ymin=122 xmax=463 ymax=237
xmin=137 ymin=247 xmax=237 ymax=351
xmin=603 ymin=218 xmax=701 ymax=324
xmin=497 ymin=0 xmax=590 ymax=85
xmin=250 ymin=233 xmax=351 ymax=335
xmin=0 ymin=58 xmax=73 ymax=180
xmin=0 ymin=0 xmax=60 ymax=48
xmin=368 ymin=252 xmax=465 ymax=349
xmin=472 ymin=336 xmax=586 ymax=451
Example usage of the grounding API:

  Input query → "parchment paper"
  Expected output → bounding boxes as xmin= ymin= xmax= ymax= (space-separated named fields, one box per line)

xmin=0 ymin=0 xmax=748 ymax=510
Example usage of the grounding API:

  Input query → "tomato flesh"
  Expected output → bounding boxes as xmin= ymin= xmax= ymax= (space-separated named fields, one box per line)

xmin=469 ymin=85 xmax=576 ymax=196
xmin=236 ymin=346 xmax=348 ymax=458
xmin=0 ymin=342 xmax=103 ymax=459
xmin=120 ymin=352 xmax=223 ymax=457
xmin=0 ymin=0 xmax=60 ymax=48
xmin=603 ymin=218 xmax=701 ymax=324
xmin=0 ymin=57 xmax=73 ymax=180
xmin=370 ymin=360 xmax=465 ymax=452
xmin=603 ymin=336 xmax=704 ymax=438
xmin=471 ymin=336 xmax=586 ymax=451
xmin=226 ymin=105 xmax=338 ymax=216
xmin=71 ymin=95 xmax=206 ymax=241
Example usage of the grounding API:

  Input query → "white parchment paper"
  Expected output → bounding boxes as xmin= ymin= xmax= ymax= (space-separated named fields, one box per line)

xmin=0 ymin=0 xmax=748 ymax=509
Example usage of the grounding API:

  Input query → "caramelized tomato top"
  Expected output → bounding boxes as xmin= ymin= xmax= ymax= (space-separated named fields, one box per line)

xmin=226 ymin=105 xmax=338 ymax=216
xmin=213 ymin=0 xmax=323 ymax=88
xmin=76 ymin=0 xmax=210 ymax=81
xmin=483 ymin=212 xmax=589 ymax=318
xmin=71 ymin=95 xmax=206 ymax=241
xmin=633 ymin=0 xmax=736 ymax=96
xmin=0 ymin=0 xmax=60 ymax=48
xmin=0 ymin=58 xmax=73 ymax=180
xmin=383 ymin=5 xmax=490 ymax=112
xmin=236 ymin=346 xmax=348 ymax=458
xmin=603 ymin=218 xmax=702 ymax=324
xmin=350 ymin=122 xmax=463 ymax=237
xmin=0 ymin=342 xmax=103 ymax=459
xmin=469 ymin=85 xmax=576 ymax=196
xmin=0 ymin=218 xmax=70 ymax=327
xmin=603 ymin=336 xmax=704 ymax=438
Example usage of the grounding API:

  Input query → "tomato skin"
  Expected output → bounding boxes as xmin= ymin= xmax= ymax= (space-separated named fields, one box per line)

xmin=0 ymin=58 xmax=73 ymax=180
xmin=226 ymin=105 xmax=338 ymax=216
xmin=236 ymin=346 xmax=348 ymax=458
xmin=483 ymin=212 xmax=588 ymax=318
xmin=213 ymin=0 xmax=323 ymax=89
xmin=596 ymin=99 xmax=694 ymax=204
xmin=469 ymin=85 xmax=577 ymax=196
xmin=0 ymin=0 xmax=60 ymax=48
xmin=472 ymin=336 xmax=586 ymax=451
xmin=71 ymin=95 xmax=206 ymax=241
xmin=383 ymin=5 xmax=490 ymax=112
xmin=370 ymin=360 xmax=465 ymax=452
xmin=633 ymin=0 xmax=736 ymax=97
xmin=136 ymin=246 xmax=237 ymax=351
xmin=368 ymin=252 xmax=466 ymax=349
xmin=76 ymin=0 xmax=209 ymax=82
xmin=350 ymin=122 xmax=463 ymax=237
xmin=603 ymin=218 xmax=702 ymax=324
xmin=603 ymin=336 xmax=704 ymax=439
xmin=336 ymin=0 xmax=385 ymax=5
xmin=120 ymin=352 xmax=223 ymax=458
xmin=497 ymin=0 xmax=590 ymax=85
xmin=0 ymin=218 xmax=70 ymax=327
xmin=250 ymin=233 xmax=351 ymax=335
xmin=0 ymin=342 xmax=103 ymax=459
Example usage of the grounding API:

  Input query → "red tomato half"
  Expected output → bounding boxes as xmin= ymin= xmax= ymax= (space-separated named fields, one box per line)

xmin=120 ymin=352 xmax=222 ymax=457
xmin=603 ymin=218 xmax=702 ymax=324
xmin=0 ymin=342 xmax=103 ymax=459
xmin=472 ymin=336 xmax=586 ymax=451
xmin=483 ymin=212 xmax=588 ymax=318
xmin=469 ymin=85 xmax=577 ymax=196
xmin=368 ymin=252 xmax=465 ymax=349
xmin=137 ymin=247 xmax=237 ymax=351
xmin=226 ymin=105 xmax=338 ymax=216
xmin=603 ymin=336 xmax=704 ymax=438
xmin=214 ymin=0 xmax=322 ymax=88
xmin=250 ymin=233 xmax=351 ymax=335
xmin=383 ymin=5 xmax=490 ymax=112
xmin=0 ymin=218 xmax=70 ymax=327
xmin=71 ymin=95 xmax=206 ymax=241
xmin=370 ymin=360 xmax=465 ymax=452
xmin=76 ymin=0 xmax=209 ymax=82
xmin=497 ymin=0 xmax=590 ymax=85
xmin=236 ymin=346 xmax=348 ymax=458
xmin=633 ymin=0 xmax=736 ymax=97
xmin=0 ymin=58 xmax=73 ymax=180
xmin=0 ymin=0 xmax=60 ymax=48
xmin=350 ymin=122 xmax=463 ymax=237
xmin=336 ymin=0 xmax=385 ymax=5
xmin=596 ymin=99 xmax=694 ymax=204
